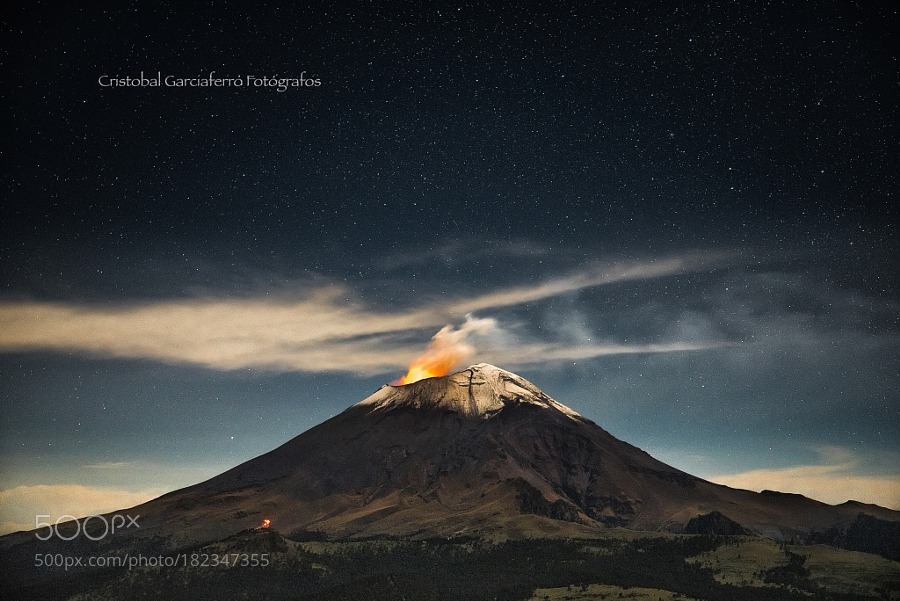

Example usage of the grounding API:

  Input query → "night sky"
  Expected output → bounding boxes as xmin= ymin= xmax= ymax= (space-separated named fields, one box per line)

xmin=1 ymin=1 xmax=898 ymax=533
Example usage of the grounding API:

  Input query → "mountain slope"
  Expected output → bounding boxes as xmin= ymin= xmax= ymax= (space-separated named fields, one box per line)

xmin=70 ymin=364 xmax=898 ymax=547
xmin=2 ymin=364 xmax=897 ymax=553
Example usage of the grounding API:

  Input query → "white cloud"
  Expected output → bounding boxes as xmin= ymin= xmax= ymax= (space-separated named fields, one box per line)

xmin=0 ymin=253 xmax=732 ymax=375
xmin=450 ymin=252 xmax=731 ymax=314
xmin=708 ymin=448 xmax=900 ymax=510
xmin=484 ymin=341 xmax=728 ymax=367
xmin=0 ymin=484 xmax=168 ymax=535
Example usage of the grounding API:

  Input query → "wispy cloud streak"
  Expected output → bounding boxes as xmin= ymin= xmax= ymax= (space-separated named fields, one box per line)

xmin=0 ymin=254 xmax=732 ymax=374
xmin=449 ymin=253 xmax=729 ymax=314
xmin=484 ymin=341 xmax=730 ymax=368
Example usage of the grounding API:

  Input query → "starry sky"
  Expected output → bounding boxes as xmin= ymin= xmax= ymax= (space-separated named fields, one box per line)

xmin=1 ymin=1 xmax=898 ymax=532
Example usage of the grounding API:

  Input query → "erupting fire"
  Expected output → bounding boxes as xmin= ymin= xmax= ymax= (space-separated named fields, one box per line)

xmin=399 ymin=353 xmax=462 ymax=385
xmin=260 ymin=518 xmax=271 ymax=529
xmin=397 ymin=317 xmax=496 ymax=385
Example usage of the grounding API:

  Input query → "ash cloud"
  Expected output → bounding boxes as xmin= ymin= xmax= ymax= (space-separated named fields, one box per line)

xmin=398 ymin=315 xmax=498 ymax=382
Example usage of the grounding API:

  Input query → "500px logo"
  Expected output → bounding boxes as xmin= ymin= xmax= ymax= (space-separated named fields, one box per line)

xmin=35 ymin=514 xmax=140 ymax=541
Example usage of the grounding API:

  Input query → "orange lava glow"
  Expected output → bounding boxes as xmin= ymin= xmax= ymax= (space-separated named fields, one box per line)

xmin=400 ymin=364 xmax=450 ymax=384
xmin=398 ymin=348 xmax=465 ymax=384
xmin=260 ymin=519 xmax=271 ymax=529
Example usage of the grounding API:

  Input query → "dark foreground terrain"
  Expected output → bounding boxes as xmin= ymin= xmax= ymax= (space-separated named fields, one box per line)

xmin=5 ymin=529 xmax=898 ymax=601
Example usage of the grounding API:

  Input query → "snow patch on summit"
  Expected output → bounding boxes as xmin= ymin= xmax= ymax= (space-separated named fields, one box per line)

xmin=357 ymin=363 xmax=582 ymax=420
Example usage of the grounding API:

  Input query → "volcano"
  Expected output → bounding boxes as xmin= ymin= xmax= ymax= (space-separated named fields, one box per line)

xmin=3 ymin=364 xmax=898 ymax=554
xmin=52 ymin=364 xmax=900 ymax=548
